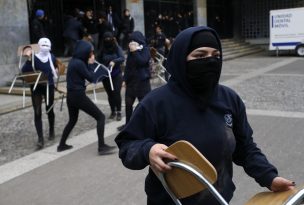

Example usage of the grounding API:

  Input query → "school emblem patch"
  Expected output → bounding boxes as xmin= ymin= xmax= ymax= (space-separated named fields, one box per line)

xmin=224 ymin=114 xmax=233 ymax=127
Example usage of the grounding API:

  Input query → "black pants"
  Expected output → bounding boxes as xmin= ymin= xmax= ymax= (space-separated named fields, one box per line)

xmin=125 ymin=82 xmax=151 ymax=124
xmin=30 ymin=84 xmax=55 ymax=140
xmin=102 ymin=73 xmax=123 ymax=113
xmin=59 ymin=90 xmax=105 ymax=150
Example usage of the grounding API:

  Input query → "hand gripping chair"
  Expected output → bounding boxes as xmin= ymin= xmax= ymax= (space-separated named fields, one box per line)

xmin=92 ymin=60 xmax=114 ymax=103
xmin=8 ymin=44 xmax=48 ymax=107
xmin=155 ymin=140 xmax=304 ymax=205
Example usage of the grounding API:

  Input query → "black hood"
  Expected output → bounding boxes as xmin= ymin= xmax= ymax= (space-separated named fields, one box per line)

xmin=73 ymin=40 xmax=93 ymax=62
xmin=166 ymin=26 xmax=222 ymax=97
xmin=129 ymin=31 xmax=146 ymax=45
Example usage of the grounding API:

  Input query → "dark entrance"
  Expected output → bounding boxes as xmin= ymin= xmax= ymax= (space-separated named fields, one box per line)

xmin=207 ymin=0 xmax=234 ymax=38
xmin=27 ymin=0 xmax=122 ymax=56
xmin=143 ymin=0 xmax=194 ymax=39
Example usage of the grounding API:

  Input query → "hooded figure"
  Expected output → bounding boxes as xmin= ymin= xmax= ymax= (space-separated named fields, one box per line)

xmin=99 ymin=31 xmax=125 ymax=121
xmin=21 ymin=38 xmax=57 ymax=149
xmin=115 ymin=26 xmax=293 ymax=204
xmin=119 ymin=31 xmax=151 ymax=128
xmin=58 ymin=40 xmax=116 ymax=155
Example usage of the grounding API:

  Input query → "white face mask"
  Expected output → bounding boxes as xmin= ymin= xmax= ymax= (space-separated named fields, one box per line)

xmin=35 ymin=37 xmax=58 ymax=79
xmin=38 ymin=38 xmax=51 ymax=54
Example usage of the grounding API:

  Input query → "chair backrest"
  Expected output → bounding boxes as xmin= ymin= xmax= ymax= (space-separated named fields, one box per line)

xmin=163 ymin=140 xmax=217 ymax=199
xmin=17 ymin=44 xmax=39 ymax=72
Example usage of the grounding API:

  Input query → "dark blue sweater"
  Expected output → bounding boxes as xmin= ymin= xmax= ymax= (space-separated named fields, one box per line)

xmin=124 ymin=31 xmax=151 ymax=85
xmin=115 ymin=26 xmax=278 ymax=204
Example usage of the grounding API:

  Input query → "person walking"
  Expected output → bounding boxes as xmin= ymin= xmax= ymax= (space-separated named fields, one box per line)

xmin=115 ymin=26 xmax=295 ymax=204
xmin=22 ymin=38 xmax=58 ymax=149
xmin=57 ymin=40 xmax=115 ymax=155
xmin=117 ymin=31 xmax=151 ymax=131
xmin=98 ymin=32 xmax=125 ymax=121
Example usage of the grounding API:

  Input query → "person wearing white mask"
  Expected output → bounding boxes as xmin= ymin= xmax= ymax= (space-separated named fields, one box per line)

xmin=22 ymin=37 xmax=58 ymax=149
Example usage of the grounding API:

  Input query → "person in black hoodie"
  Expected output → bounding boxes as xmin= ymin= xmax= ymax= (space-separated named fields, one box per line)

xmin=117 ymin=31 xmax=151 ymax=131
xmin=57 ymin=40 xmax=115 ymax=155
xmin=115 ymin=26 xmax=295 ymax=204
xmin=99 ymin=32 xmax=125 ymax=121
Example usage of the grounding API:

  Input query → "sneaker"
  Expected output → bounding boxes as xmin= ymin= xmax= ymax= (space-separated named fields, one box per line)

xmin=109 ymin=112 xmax=116 ymax=119
xmin=48 ymin=132 xmax=55 ymax=140
xmin=57 ymin=144 xmax=73 ymax=152
xmin=116 ymin=112 xmax=122 ymax=121
xmin=117 ymin=124 xmax=125 ymax=131
xmin=98 ymin=144 xmax=116 ymax=155
xmin=36 ymin=140 xmax=44 ymax=150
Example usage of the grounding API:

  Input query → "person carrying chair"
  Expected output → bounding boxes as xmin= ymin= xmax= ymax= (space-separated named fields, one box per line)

xmin=115 ymin=26 xmax=295 ymax=204
xmin=21 ymin=37 xmax=58 ymax=149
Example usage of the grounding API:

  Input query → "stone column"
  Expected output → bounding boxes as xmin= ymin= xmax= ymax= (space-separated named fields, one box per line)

xmin=125 ymin=0 xmax=145 ymax=34
xmin=193 ymin=0 xmax=207 ymax=26
xmin=0 ymin=0 xmax=30 ymax=85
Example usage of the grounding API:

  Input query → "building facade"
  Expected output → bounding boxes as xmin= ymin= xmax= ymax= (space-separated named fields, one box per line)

xmin=1 ymin=0 xmax=304 ymax=85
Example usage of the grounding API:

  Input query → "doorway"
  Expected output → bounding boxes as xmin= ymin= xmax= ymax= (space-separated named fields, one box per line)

xmin=207 ymin=0 xmax=234 ymax=38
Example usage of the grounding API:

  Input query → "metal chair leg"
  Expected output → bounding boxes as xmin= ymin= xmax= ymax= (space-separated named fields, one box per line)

xmin=285 ymin=188 xmax=304 ymax=205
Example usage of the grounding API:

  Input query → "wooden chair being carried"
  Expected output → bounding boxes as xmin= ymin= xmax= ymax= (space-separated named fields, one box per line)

xmin=155 ymin=140 xmax=304 ymax=205
xmin=8 ymin=44 xmax=48 ymax=107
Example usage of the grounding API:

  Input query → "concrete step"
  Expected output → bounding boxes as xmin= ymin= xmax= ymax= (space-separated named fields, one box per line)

xmin=221 ymin=38 xmax=264 ymax=60
xmin=223 ymin=47 xmax=264 ymax=61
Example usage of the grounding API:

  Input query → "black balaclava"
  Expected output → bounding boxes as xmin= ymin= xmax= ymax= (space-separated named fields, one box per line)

xmin=103 ymin=32 xmax=115 ymax=52
xmin=186 ymin=31 xmax=222 ymax=105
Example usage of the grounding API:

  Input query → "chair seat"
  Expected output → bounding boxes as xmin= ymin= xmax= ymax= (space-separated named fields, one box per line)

xmin=246 ymin=186 xmax=304 ymax=205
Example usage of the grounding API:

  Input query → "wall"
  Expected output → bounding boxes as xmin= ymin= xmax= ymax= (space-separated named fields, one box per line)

xmin=0 ymin=0 xmax=30 ymax=86
xmin=194 ymin=0 xmax=207 ymax=26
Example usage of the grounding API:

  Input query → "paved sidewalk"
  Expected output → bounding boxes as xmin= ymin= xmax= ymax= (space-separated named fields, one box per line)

xmin=0 ymin=53 xmax=304 ymax=205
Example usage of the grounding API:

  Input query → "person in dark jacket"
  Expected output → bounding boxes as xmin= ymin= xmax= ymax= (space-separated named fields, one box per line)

xmin=22 ymin=38 xmax=58 ymax=149
xmin=115 ymin=26 xmax=295 ymax=204
xmin=57 ymin=40 xmax=115 ymax=155
xmin=99 ymin=32 xmax=125 ymax=121
xmin=82 ymin=9 xmax=99 ymax=49
xmin=97 ymin=11 xmax=112 ymax=51
xmin=151 ymin=25 xmax=166 ymax=56
xmin=31 ymin=9 xmax=47 ymax=43
xmin=63 ymin=11 xmax=84 ymax=57
xmin=119 ymin=9 xmax=135 ymax=50
xmin=117 ymin=31 xmax=151 ymax=131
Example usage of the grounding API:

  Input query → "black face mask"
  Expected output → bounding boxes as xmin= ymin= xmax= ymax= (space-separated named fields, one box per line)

xmin=186 ymin=56 xmax=222 ymax=95
xmin=104 ymin=39 xmax=114 ymax=48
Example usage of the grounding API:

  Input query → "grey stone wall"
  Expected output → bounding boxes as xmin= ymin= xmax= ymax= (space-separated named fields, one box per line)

xmin=125 ymin=0 xmax=145 ymax=35
xmin=0 ymin=0 xmax=29 ymax=86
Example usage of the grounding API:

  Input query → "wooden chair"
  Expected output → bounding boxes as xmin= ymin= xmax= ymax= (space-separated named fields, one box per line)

xmin=54 ymin=59 xmax=67 ymax=111
xmin=157 ymin=140 xmax=304 ymax=205
xmin=8 ymin=44 xmax=48 ymax=107
xmin=150 ymin=47 xmax=170 ymax=83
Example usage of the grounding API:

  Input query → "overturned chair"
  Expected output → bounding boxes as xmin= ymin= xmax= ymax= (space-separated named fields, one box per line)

xmin=150 ymin=47 xmax=170 ymax=83
xmin=155 ymin=140 xmax=304 ymax=205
